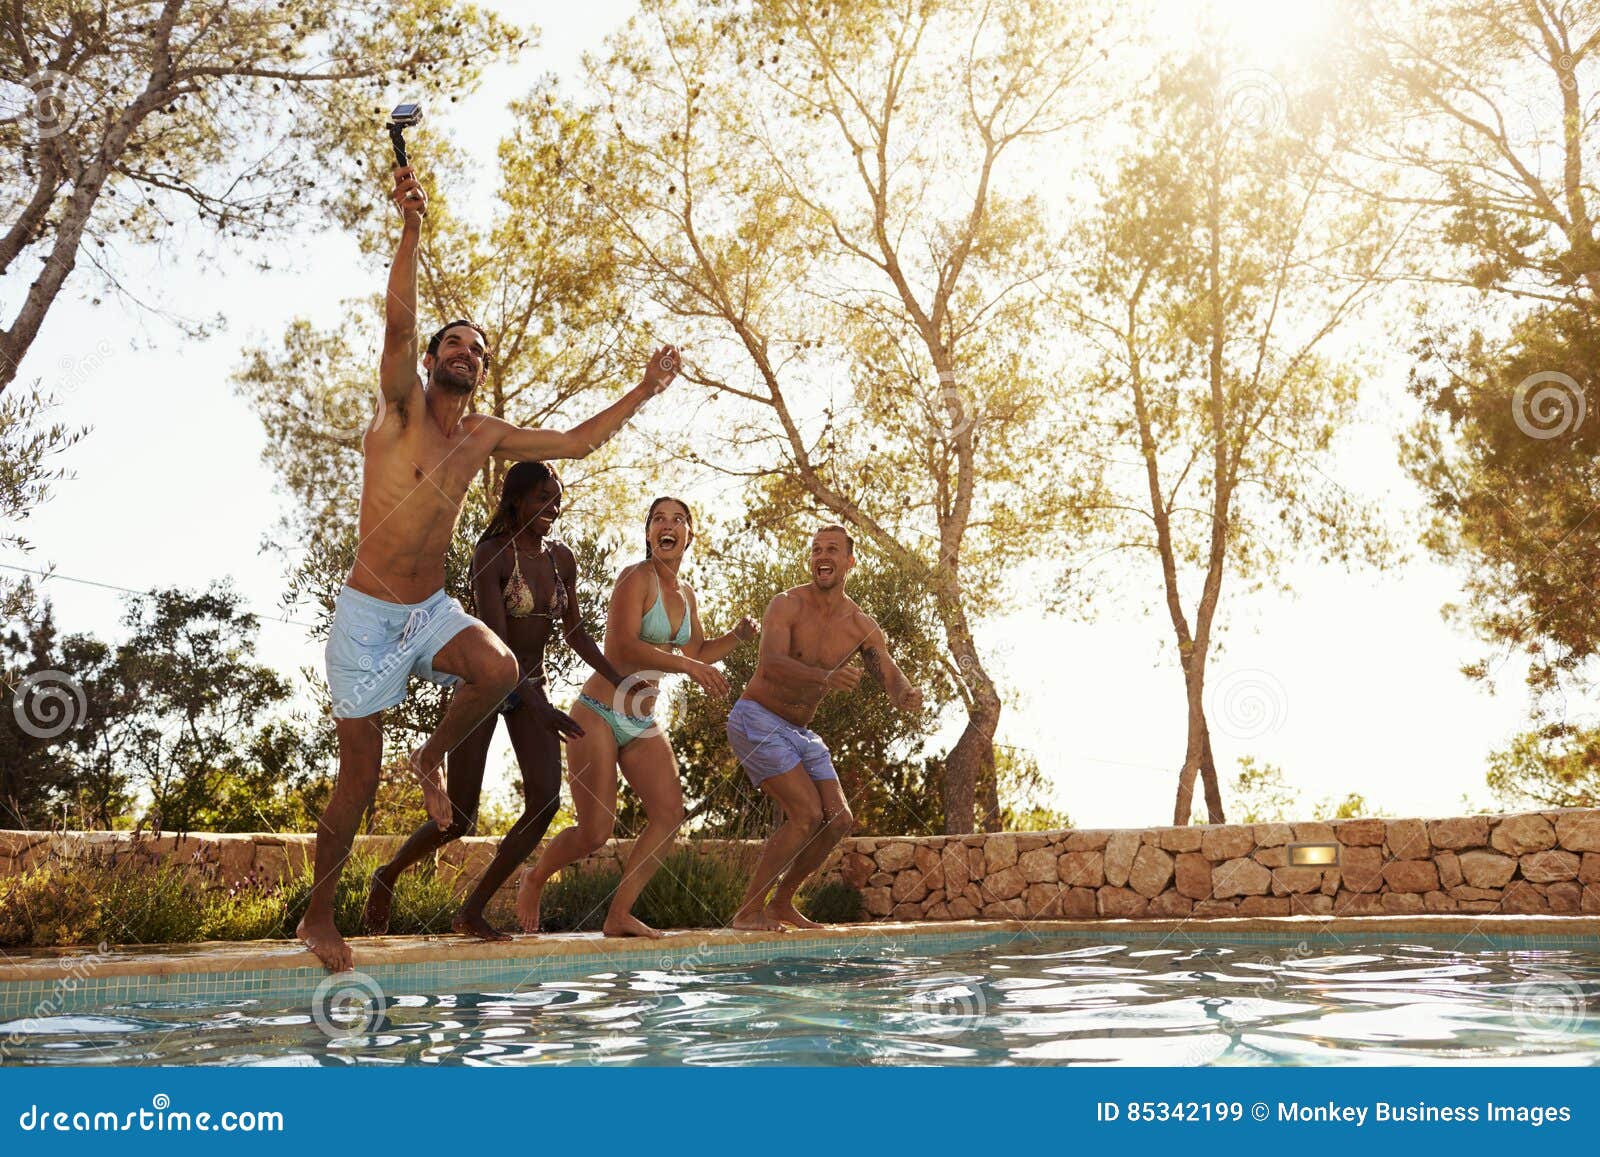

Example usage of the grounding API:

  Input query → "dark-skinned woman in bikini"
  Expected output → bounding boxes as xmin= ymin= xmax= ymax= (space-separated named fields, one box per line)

xmin=363 ymin=460 xmax=625 ymax=940
xmin=516 ymin=497 xmax=759 ymax=938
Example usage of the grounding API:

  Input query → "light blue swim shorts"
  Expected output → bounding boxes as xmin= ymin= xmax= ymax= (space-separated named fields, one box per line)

xmin=726 ymin=697 xmax=838 ymax=786
xmin=325 ymin=585 xmax=478 ymax=719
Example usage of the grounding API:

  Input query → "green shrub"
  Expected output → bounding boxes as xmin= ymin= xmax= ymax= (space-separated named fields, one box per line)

xmin=0 ymin=863 xmax=102 ymax=948
xmin=97 ymin=861 xmax=206 ymax=945
xmin=269 ymin=851 xmax=460 ymax=938
xmin=538 ymin=862 xmax=620 ymax=932
xmin=0 ymin=857 xmax=212 ymax=948
xmin=538 ymin=846 xmax=755 ymax=931
xmin=384 ymin=860 xmax=460 ymax=935
xmin=637 ymin=847 xmax=750 ymax=928
xmin=200 ymin=885 xmax=287 ymax=942
xmin=797 ymin=879 xmax=865 ymax=923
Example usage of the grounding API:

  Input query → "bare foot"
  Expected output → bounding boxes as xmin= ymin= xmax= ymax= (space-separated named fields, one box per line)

xmin=766 ymin=898 xmax=822 ymax=930
xmin=362 ymin=869 xmax=395 ymax=935
xmin=731 ymin=905 xmax=785 ymax=932
xmin=409 ymin=745 xmax=451 ymax=831
xmin=297 ymin=913 xmax=353 ymax=972
xmin=603 ymin=912 xmax=664 ymax=939
xmin=516 ymin=868 xmax=543 ymax=934
xmin=452 ymin=909 xmax=512 ymax=942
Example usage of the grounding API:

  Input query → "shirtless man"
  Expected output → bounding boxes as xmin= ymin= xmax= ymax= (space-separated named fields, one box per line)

xmin=727 ymin=525 xmax=924 ymax=931
xmin=297 ymin=164 xmax=679 ymax=971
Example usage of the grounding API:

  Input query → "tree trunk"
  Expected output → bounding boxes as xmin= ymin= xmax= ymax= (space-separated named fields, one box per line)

xmin=977 ymin=739 xmax=1000 ymax=832
xmin=944 ymin=689 xmax=1000 ymax=834
xmin=1172 ymin=662 xmax=1208 ymax=825
xmin=1199 ymin=719 xmax=1226 ymax=823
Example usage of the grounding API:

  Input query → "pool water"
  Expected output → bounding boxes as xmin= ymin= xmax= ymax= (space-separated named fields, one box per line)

xmin=4 ymin=937 xmax=1598 ymax=1066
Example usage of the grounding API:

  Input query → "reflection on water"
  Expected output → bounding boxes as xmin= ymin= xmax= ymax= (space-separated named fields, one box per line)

xmin=4 ymin=939 xmax=1598 ymax=1066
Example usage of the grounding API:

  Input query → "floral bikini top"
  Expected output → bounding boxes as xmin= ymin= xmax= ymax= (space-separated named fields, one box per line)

xmin=503 ymin=540 xmax=569 ymax=620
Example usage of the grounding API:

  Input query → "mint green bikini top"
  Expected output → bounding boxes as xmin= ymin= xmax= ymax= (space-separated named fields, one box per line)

xmin=640 ymin=571 xmax=692 ymax=647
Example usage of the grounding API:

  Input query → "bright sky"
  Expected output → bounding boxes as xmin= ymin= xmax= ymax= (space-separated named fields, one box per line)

xmin=1 ymin=1 xmax=1534 ymax=828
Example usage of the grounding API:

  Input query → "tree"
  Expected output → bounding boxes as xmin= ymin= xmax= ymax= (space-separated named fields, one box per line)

xmin=0 ymin=391 xmax=85 ymax=618
xmin=1353 ymin=0 xmax=1600 ymax=313
xmin=1404 ymin=307 xmax=1600 ymax=698
xmin=579 ymin=0 xmax=1116 ymax=832
xmin=1486 ymin=722 xmax=1600 ymax=809
xmin=995 ymin=746 xmax=1072 ymax=832
xmin=1059 ymin=51 xmax=1401 ymax=824
xmin=0 ymin=0 xmax=521 ymax=395
xmin=1226 ymin=757 xmax=1377 ymax=823
xmin=662 ymin=517 xmax=956 ymax=837
xmin=109 ymin=584 xmax=306 ymax=832
xmin=1363 ymin=2 xmax=1600 ymax=793
xmin=0 ymin=585 xmax=82 ymax=828
xmin=1227 ymin=756 xmax=1299 ymax=824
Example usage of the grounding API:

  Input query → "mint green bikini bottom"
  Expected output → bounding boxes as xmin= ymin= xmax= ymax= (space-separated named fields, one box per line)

xmin=576 ymin=693 xmax=658 ymax=748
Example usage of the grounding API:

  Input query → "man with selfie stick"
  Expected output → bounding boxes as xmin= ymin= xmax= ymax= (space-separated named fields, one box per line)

xmin=299 ymin=104 xmax=682 ymax=971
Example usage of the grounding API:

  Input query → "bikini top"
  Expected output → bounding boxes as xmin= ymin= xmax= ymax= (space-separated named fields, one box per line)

xmin=640 ymin=569 xmax=692 ymax=647
xmin=503 ymin=540 xmax=568 ymax=621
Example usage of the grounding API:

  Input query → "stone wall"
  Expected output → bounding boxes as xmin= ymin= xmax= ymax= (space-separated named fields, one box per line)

xmin=3 ymin=807 xmax=1597 ymax=920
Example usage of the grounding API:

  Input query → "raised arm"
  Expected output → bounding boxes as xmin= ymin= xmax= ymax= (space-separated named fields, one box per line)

xmin=678 ymin=587 xmax=758 ymax=665
xmin=552 ymin=543 xmax=626 ymax=691
xmin=485 ymin=345 xmax=681 ymax=463
xmin=379 ymin=167 xmax=427 ymax=415
xmin=860 ymin=617 xmax=923 ymax=713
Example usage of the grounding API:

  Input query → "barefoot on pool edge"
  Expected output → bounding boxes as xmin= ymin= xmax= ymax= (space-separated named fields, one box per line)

xmin=730 ymin=906 xmax=786 ymax=932
xmin=452 ymin=910 xmax=512 ymax=942
xmin=765 ymin=898 xmax=822 ymax=930
xmin=297 ymin=914 xmax=353 ymax=972
xmin=603 ymin=912 xmax=664 ymax=939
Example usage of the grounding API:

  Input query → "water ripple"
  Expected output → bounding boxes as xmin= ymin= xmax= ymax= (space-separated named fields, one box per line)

xmin=3 ymin=939 xmax=1597 ymax=1066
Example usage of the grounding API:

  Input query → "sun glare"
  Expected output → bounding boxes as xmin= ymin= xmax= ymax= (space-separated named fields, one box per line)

xmin=1154 ymin=0 xmax=1349 ymax=64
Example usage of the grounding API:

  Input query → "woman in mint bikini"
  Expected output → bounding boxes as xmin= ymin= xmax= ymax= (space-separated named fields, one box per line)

xmin=517 ymin=496 xmax=758 ymax=938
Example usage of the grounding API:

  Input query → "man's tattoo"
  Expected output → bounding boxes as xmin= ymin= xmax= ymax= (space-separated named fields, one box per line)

xmin=861 ymin=644 xmax=887 ymax=687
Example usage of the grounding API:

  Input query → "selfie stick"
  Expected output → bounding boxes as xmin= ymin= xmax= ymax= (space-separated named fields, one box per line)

xmin=386 ymin=102 xmax=423 ymax=168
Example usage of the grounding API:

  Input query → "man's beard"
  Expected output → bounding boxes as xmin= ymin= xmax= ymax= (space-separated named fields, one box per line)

xmin=431 ymin=362 xmax=478 ymax=395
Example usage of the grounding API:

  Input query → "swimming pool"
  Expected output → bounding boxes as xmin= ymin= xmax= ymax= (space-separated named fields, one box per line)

xmin=3 ymin=924 xmax=1596 ymax=1066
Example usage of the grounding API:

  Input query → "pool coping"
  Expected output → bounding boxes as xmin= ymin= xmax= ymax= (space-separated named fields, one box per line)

xmin=3 ymin=914 xmax=1596 ymax=984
